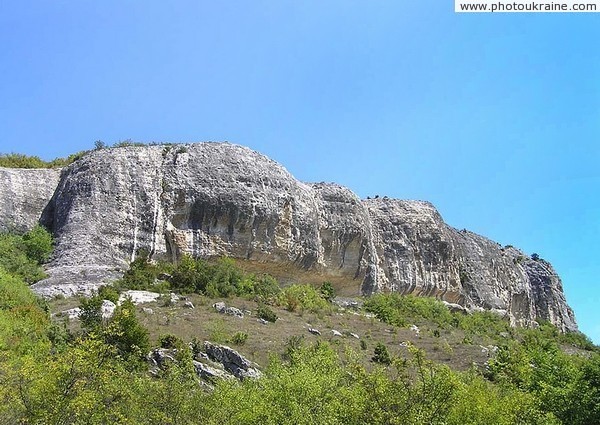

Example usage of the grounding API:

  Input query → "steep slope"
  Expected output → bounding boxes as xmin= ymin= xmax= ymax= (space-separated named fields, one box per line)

xmin=0 ymin=143 xmax=576 ymax=331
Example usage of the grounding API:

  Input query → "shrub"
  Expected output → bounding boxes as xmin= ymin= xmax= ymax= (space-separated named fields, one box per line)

xmin=79 ymin=295 xmax=104 ymax=331
xmin=119 ymin=252 xmax=159 ymax=290
xmin=257 ymin=304 xmax=278 ymax=323
xmin=21 ymin=226 xmax=53 ymax=264
xmin=164 ymin=255 xmax=281 ymax=299
xmin=230 ymin=332 xmax=248 ymax=346
xmin=372 ymin=342 xmax=391 ymax=365
xmin=0 ymin=226 xmax=53 ymax=284
xmin=159 ymin=333 xmax=182 ymax=349
xmin=0 ymin=267 xmax=38 ymax=310
xmin=102 ymin=299 xmax=150 ymax=364
xmin=277 ymin=284 xmax=329 ymax=313
xmin=0 ymin=151 xmax=89 ymax=168
xmin=97 ymin=285 xmax=120 ymax=304
xmin=320 ymin=281 xmax=335 ymax=302
xmin=247 ymin=274 xmax=281 ymax=300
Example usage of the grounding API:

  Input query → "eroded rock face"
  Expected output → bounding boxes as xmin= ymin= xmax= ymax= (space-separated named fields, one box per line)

xmin=366 ymin=199 xmax=576 ymax=330
xmin=0 ymin=167 xmax=62 ymax=232
xmin=0 ymin=143 xmax=576 ymax=331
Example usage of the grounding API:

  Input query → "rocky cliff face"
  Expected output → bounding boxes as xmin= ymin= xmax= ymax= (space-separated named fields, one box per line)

xmin=0 ymin=143 xmax=576 ymax=331
xmin=0 ymin=167 xmax=61 ymax=232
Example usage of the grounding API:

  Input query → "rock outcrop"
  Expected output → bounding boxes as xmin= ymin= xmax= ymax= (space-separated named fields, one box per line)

xmin=0 ymin=143 xmax=576 ymax=331
xmin=0 ymin=167 xmax=61 ymax=232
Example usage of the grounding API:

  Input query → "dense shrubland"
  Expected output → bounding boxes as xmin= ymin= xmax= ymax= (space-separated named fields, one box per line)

xmin=1 ymin=229 xmax=599 ymax=423
xmin=364 ymin=292 xmax=600 ymax=424
xmin=0 ymin=225 xmax=53 ymax=283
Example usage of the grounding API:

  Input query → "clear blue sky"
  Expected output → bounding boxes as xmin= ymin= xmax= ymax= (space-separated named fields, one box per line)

xmin=1 ymin=1 xmax=598 ymax=342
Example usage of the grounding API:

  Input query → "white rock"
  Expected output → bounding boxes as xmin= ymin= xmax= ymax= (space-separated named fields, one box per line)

xmin=119 ymin=290 xmax=161 ymax=304
xmin=101 ymin=300 xmax=116 ymax=318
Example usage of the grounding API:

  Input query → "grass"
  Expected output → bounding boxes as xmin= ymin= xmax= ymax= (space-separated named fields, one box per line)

xmin=49 ymin=293 xmax=490 ymax=372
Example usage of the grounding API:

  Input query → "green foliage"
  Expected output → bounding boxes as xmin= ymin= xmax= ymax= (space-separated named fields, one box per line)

xmin=231 ymin=331 xmax=248 ymax=346
xmin=116 ymin=251 xmax=172 ymax=291
xmin=458 ymin=310 xmax=511 ymax=338
xmin=0 ymin=151 xmax=89 ymax=168
xmin=102 ymin=299 xmax=150 ymax=364
xmin=0 ymin=267 xmax=39 ymax=310
xmin=113 ymin=139 xmax=147 ymax=148
xmin=320 ymin=281 xmax=335 ymax=302
xmin=485 ymin=329 xmax=600 ymax=424
xmin=239 ymin=273 xmax=281 ymax=300
xmin=79 ymin=294 xmax=104 ymax=331
xmin=94 ymin=140 xmax=106 ymax=150
xmin=372 ymin=342 xmax=391 ymax=365
xmin=117 ymin=253 xmax=283 ymax=300
xmin=257 ymin=304 xmax=278 ymax=322
xmin=364 ymin=293 xmax=453 ymax=328
xmin=277 ymin=284 xmax=330 ymax=313
xmin=448 ymin=371 xmax=559 ymax=425
xmin=97 ymin=284 xmax=120 ymax=304
xmin=158 ymin=333 xmax=183 ymax=349
xmin=0 ymin=226 xmax=53 ymax=283
xmin=557 ymin=329 xmax=597 ymax=351
xmin=364 ymin=293 xmax=512 ymax=338
xmin=167 ymin=254 xmax=281 ymax=299
xmin=21 ymin=225 xmax=53 ymax=264
xmin=0 ymin=267 xmax=51 ymax=356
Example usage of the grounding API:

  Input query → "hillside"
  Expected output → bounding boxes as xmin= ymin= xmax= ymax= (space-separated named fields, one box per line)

xmin=0 ymin=180 xmax=598 ymax=424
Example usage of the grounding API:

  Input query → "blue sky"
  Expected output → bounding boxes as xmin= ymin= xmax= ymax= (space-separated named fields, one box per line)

xmin=1 ymin=1 xmax=598 ymax=342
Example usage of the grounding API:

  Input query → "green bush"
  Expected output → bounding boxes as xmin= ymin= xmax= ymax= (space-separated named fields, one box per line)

xmin=372 ymin=342 xmax=391 ymax=365
xmin=363 ymin=293 xmax=513 ymax=339
xmin=0 ymin=268 xmax=52 ymax=356
xmin=118 ymin=252 xmax=163 ymax=290
xmin=0 ymin=267 xmax=39 ymax=310
xmin=168 ymin=255 xmax=281 ymax=299
xmin=97 ymin=285 xmax=120 ymax=304
xmin=21 ymin=225 xmax=53 ymax=264
xmin=320 ymin=281 xmax=335 ymax=302
xmin=456 ymin=310 xmax=511 ymax=338
xmin=102 ymin=299 xmax=150 ymax=364
xmin=257 ymin=304 xmax=278 ymax=322
xmin=0 ymin=151 xmax=89 ymax=168
xmin=277 ymin=284 xmax=330 ymax=313
xmin=79 ymin=295 xmax=104 ymax=331
xmin=485 ymin=328 xmax=600 ymax=424
xmin=0 ymin=226 xmax=53 ymax=283
xmin=230 ymin=332 xmax=248 ymax=346
xmin=158 ymin=333 xmax=183 ymax=349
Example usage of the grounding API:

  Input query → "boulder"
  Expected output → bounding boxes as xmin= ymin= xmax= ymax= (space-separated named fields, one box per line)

xmin=203 ymin=341 xmax=261 ymax=380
